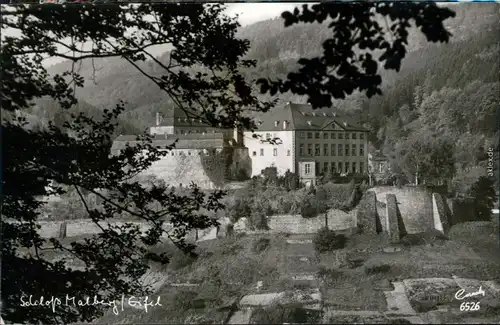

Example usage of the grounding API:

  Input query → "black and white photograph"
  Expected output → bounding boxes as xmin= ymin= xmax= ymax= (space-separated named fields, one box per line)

xmin=1 ymin=1 xmax=499 ymax=324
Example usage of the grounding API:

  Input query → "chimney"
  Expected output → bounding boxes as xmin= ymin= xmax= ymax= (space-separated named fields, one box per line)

xmin=156 ymin=112 xmax=161 ymax=126
xmin=282 ymin=120 xmax=287 ymax=130
xmin=275 ymin=120 xmax=279 ymax=127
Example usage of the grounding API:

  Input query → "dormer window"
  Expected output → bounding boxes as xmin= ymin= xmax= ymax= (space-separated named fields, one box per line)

xmin=323 ymin=112 xmax=327 ymax=116
xmin=300 ymin=112 xmax=305 ymax=116
xmin=274 ymin=121 xmax=279 ymax=127
xmin=343 ymin=122 xmax=348 ymax=127
xmin=307 ymin=121 xmax=312 ymax=126
xmin=332 ymin=113 xmax=336 ymax=117
xmin=312 ymin=112 xmax=316 ymax=116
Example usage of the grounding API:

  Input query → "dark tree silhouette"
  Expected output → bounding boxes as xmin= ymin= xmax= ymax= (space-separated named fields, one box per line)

xmin=257 ymin=3 xmax=455 ymax=108
xmin=1 ymin=2 xmax=456 ymax=324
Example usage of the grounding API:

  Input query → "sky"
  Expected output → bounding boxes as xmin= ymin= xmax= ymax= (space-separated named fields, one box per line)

xmin=225 ymin=3 xmax=305 ymax=26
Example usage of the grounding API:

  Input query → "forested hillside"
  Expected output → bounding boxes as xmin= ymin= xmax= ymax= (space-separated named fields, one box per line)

xmin=36 ymin=3 xmax=498 ymax=134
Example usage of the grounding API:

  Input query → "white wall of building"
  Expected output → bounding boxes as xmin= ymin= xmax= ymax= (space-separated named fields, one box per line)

xmin=243 ymin=130 xmax=295 ymax=177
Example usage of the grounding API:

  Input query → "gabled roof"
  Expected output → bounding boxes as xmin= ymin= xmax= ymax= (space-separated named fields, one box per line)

xmin=112 ymin=133 xmax=225 ymax=152
xmin=252 ymin=102 xmax=369 ymax=132
xmin=156 ymin=106 xmax=224 ymax=128
xmin=252 ymin=103 xmax=295 ymax=131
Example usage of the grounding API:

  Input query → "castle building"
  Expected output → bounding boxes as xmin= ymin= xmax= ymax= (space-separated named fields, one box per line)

xmin=111 ymin=103 xmax=369 ymax=188
xmin=111 ymin=107 xmax=249 ymax=189
xmin=243 ymin=102 xmax=369 ymax=186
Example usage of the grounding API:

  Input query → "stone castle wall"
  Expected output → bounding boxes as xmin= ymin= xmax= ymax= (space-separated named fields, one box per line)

xmin=368 ymin=186 xmax=434 ymax=233
xmin=139 ymin=147 xmax=250 ymax=189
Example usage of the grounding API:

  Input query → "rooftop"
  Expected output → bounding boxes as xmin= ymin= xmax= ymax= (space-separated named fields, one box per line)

xmin=112 ymin=133 xmax=226 ymax=152
xmin=252 ymin=102 xmax=369 ymax=132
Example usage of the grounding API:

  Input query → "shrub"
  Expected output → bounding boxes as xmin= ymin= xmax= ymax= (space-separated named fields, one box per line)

xmin=276 ymin=196 xmax=293 ymax=214
xmin=250 ymin=303 xmax=321 ymax=324
xmin=227 ymin=198 xmax=252 ymax=223
xmin=225 ymin=223 xmax=234 ymax=237
xmin=252 ymin=237 xmax=271 ymax=253
xmin=469 ymin=176 xmax=496 ymax=221
xmin=313 ymin=227 xmax=347 ymax=253
xmin=300 ymin=196 xmax=318 ymax=219
xmin=365 ymin=264 xmax=392 ymax=275
xmin=248 ymin=203 xmax=269 ymax=230
xmin=173 ymin=291 xmax=198 ymax=311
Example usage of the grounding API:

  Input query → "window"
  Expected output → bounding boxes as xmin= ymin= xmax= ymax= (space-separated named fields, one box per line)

xmin=352 ymin=144 xmax=357 ymax=156
xmin=379 ymin=164 xmax=384 ymax=173
xmin=315 ymin=144 xmax=321 ymax=156
xmin=287 ymin=149 xmax=291 ymax=156
xmin=338 ymin=162 xmax=343 ymax=172
xmin=273 ymin=148 xmax=278 ymax=156
xmin=266 ymin=133 xmax=271 ymax=140
xmin=299 ymin=144 xmax=304 ymax=156
xmin=331 ymin=132 xmax=336 ymax=139
xmin=331 ymin=144 xmax=336 ymax=156
xmin=338 ymin=133 xmax=343 ymax=139
xmin=331 ymin=162 xmax=336 ymax=173
xmin=360 ymin=162 xmax=364 ymax=174
xmin=307 ymin=144 xmax=313 ymax=156
xmin=323 ymin=162 xmax=329 ymax=173
xmin=352 ymin=133 xmax=357 ymax=139
xmin=299 ymin=132 xmax=305 ymax=139
xmin=260 ymin=148 xmax=264 ymax=156
xmin=345 ymin=163 xmax=349 ymax=173
xmin=305 ymin=163 xmax=311 ymax=175
xmin=352 ymin=162 xmax=356 ymax=173
xmin=307 ymin=132 xmax=313 ymax=139
xmin=323 ymin=144 xmax=328 ymax=156
xmin=360 ymin=133 xmax=365 ymax=140
xmin=323 ymin=132 xmax=328 ymax=139
xmin=315 ymin=132 xmax=320 ymax=139
xmin=316 ymin=162 xmax=320 ymax=174
xmin=360 ymin=144 xmax=365 ymax=156
xmin=345 ymin=144 xmax=350 ymax=156
xmin=338 ymin=144 xmax=343 ymax=156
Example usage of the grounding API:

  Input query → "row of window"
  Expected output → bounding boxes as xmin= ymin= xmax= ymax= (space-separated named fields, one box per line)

xmin=167 ymin=149 xmax=217 ymax=156
xmin=304 ymin=161 xmax=365 ymax=175
xmin=176 ymin=129 xmax=216 ymax=135
xmin=252 ymin=148 xmax=291 ymax=157
xmin=251 ymin=143 xmax=366 ymax=157
xmin=299 ymin=131 xmax=365 ymax=140
xmin=299 ymin=143 xmax=365 ymax=157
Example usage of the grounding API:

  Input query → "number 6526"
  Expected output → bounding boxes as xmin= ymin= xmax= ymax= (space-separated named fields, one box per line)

xmin=460 ymin=301 xmax=480 ymax=311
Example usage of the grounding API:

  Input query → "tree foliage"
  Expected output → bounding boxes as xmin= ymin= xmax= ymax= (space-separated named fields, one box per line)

xmin=257 ymin=2 xmax=455 ymax=108
xmin=1 ymin=3 xmax=262 ymax=324
xmin=469 ymin=176 xmax=496 ymax=221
